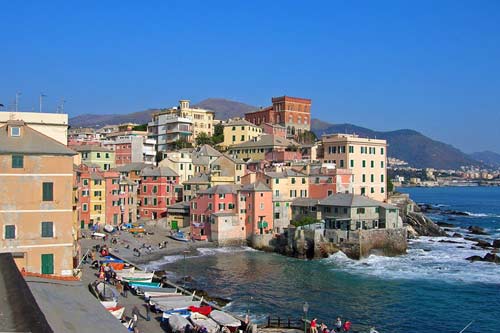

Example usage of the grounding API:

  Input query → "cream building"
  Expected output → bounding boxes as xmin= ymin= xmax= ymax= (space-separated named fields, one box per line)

xmin=227 ymin=135 xmax=298 ymax=160
xmin=159 ymin=149 xmax=194 ymax=183
xmin=0 ymin=111 xmax=68 ymax=145
xmin=221 ymin=118 xmax=262 ymax=149
xmin=322 ymin=134 xmax=387 ymax=201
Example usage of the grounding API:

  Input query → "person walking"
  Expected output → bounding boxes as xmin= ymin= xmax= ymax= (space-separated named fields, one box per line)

xmin=334 ymin=318 xmax=342 ymax=333
xmin=310 ymin=318 xmax=318 ymax=333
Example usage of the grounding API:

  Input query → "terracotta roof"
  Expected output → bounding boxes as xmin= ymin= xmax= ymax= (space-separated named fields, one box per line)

xmin=0 ymin=122 xmax=76 ymax=156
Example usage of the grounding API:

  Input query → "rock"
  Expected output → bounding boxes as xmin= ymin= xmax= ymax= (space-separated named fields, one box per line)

xmin=468 ymin=226 xmax=488 ymax=235
xmin=437 ymin=222 xmax=456 ymax=227
xmin=444 ymin=210 xmax=469 ymax=216
xmin=475 ymin=240 xmax=491 ymax=248
xmin=491 ymin=248 xmax=499 ymax=254
xmin=406 ymin=225 xmax=418 ymax=239
xmin=483 ymin=253 xmax=500 ymax=264
xmin=466 ymin=255 xmax=483 ymax=262
xmin=464 ymin=237 xmax=481 ymax=242
xmin=403 ymin=212 xmax=447 ymax=237
xmin=492 ymin=239 xmax=500 ymax=248
xmin=456 ymin=246 xmax=465 ymax=248
xmin=452 ymin=233 xmax=462 ymax=238
xmin=438 ymin=239 xmax=464 ymax=244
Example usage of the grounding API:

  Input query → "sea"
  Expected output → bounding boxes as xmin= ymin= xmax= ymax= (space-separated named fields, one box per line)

xmin=148 ymin=187 xmax=500 ymax=333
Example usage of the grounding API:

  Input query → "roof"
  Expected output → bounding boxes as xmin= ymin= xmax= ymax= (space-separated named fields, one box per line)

xmin=90 ymin=172 xmax=104 ymax=180
xmin=318 ymin=193 xmax=396 ymax=209
xmin=292 ymin=197 xmax=320 ymax=207
xmin=72 ymin=145 xmax=112 ymax=153
xmin=194 ymin=144 xmax=222 ymax=157
xmin=229 ymin=135 xmax=297 ymax=149
xmin=265 ymin=169 xmax=306 ymax=179
xmin=141 ymin=166 xmax=179 ymax=177
xmin=115 ymin=162 xmax=149 ymax=172
xmin=198 ymin=184 xmax=241 ymax=195
xmin=184 ymin=173 xmax=211 ymax=184
xmin=224 ymin=118 xmax=257 ymax=127
xmin=120 ymin=177 xmax=136 ymax=186
xmin=220 ymin=153 xmax=245 ymax=164
xmin=241 ymin=181 xmax=271 ymax=192
xmin=0 ymin=122 xmax=76 ymax=156
xmin=212 ymin=212 xmax=238 ymax=217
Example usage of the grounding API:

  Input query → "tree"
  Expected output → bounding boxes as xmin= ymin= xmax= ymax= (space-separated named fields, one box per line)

xmin=387 ymin=178 xmax=394 ymax=193
xmin=291 ymin=216 xmax=319 ymax=227
xmin=133 ymin=124 xmax=148 ymax=131
xmin=195 ymin=132 xmax=212 ymax=146
xmin=296 ymin=130 xmax=317 ymax=144
xmin=172 ymin=138 xmax=193 ymax=150
xmin=212 ymin=123 xmax=224 ymax=145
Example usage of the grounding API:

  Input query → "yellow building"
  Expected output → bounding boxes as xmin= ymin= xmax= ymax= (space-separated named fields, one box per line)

xmin=0 ymin=121 xmax=77 ymax=276
xmin=227 ymin=134 xmax=298 ymax=160
xmin=89 ymin=172 xmax=106 ymax=225
xmin=73 ymin=145 xmax=115 ymax=171
xmin=221 ymin=118 xmax=262 ymax=149
xmin=322 ymin=133 xmax=387 ymax=201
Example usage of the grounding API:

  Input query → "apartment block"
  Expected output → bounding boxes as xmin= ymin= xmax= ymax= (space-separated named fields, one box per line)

xmin=322 ymin=134 xmax=387 ymax=201
xmin=138 ymin=166 xmax=180 ymax=220
xmin=221 ymin=118 xmax=262 ymax=148
xmin=72 ymin=145 xmax=115 ymax=171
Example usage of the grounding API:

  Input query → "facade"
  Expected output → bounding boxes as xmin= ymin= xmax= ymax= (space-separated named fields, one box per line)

xmin=72 ymin=145 xmax=116 ymax=171
xmin=308 ymin=167 xmax=353 ymax=199
xmin=104 ymin=171 xmax=121 ymax=226
xmin=261 ymin=123 xmax=286 ymax=138
xmin=322 ymin=134 xmax=387 ymax=201
xmin=245 ymin=96 xmax=312 ymax=138
xmin=182 ymin=173 xmax=211 ymax=202
xmin=240 ymin=182 xmax=273 ymax=237
xmin=192 ymin=144 xmax=222 ymax=174
xmin=103 ymin=135 xmax=156 ymax=166
xmin=210 ymin=154 xmax=246 ymax=185
xmin=138 ymin=166 xmax=180 ymax=220
xmin=221 ymin=118 xmax=262 ymax=148
xmin=0 ymin=121 xmax=76 ymax=276
xmin=165 ymin=202 xmax=190 ymax=230
xmin=227 ymin=134 xmax=298 ymax=160
xmin=115 ymin=162 xmax=149 ymax=185
xmin=0 ymin=111 xmax=68 ymax=145
xmin=159 ymin=150 xmax=194 ymax=183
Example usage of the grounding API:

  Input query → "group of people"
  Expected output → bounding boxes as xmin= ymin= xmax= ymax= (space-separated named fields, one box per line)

xmin=311 ymin=317 xmax=352 ymax=333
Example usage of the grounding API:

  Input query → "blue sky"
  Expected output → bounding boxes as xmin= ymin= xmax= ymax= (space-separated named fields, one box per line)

xmin=1 ymin=0 xmax=499 ymax=153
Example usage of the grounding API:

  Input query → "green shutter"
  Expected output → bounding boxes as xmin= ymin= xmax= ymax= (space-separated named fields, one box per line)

xmin=41 ymin=254 xmax=54 ymax=274
xmin=42 ymin=182 xmax=53 ymax=201
xmin=41 ymin=222 xmax=53 ymax=237
xmin=5 ymin=225 xmax=15 ymax=239
xmin=12 ymin=155 xmax=23 ymax=168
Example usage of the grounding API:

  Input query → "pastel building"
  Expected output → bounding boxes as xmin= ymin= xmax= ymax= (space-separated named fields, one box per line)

xmin=159 ymin=149 xmax=194 ymax=183
xmin=138 ymin=166 xmax=180 ymax=220
xmin=0 ymin=121 xmax=76 ymax=276
xmin=221 ymin=118 xmax=262 ymax=149
xmin=240 ymin=182 xmax=273 ymax=237
xmin=72 ymin=145 xmax=115 ymax=171
xmin=322 ymin=134 xmax=387 ymax=201
xmin=308 ymin=167 xmax=353 ymax=199
xmin=227 ymin=135 xmax=298 ymax=161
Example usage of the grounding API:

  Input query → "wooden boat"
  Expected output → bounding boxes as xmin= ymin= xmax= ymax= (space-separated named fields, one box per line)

xmin=103 ymin=224 xmax=115 ymax=233
xmin=189 ymin=312 xmax=220 ymax=333
xmin=107 ymin=306 xmax=125 ymax=320
xmin=144 ymin=290 xmax=181 ymax=299
xmin=188 ymin=305 xmax=212 ymax=316
xmin=161 ymin=308 xmax=191 ymax=322
xmin=209 ymin=310 xmax=241 ymax=327
xmin=128 ymin=227 xmax=145 ymax=234
xmin=154 ymin=300 xmax=202 ymax=312
xmin=89 ymin=281 xmax=118 ymax=301
xmin=129 ymin=281 xmax=161 ymax=288
xmin=116 ymin=266 xmax=135 ymax=274
xmin=117 ymin=272 xmax=154 ymax=283
xmin=169 ymin=314 xmax=191 ymax=333
xmin=92 ymin=232 xmax=106 ymax=239
xmin=149 ymin=295 xmax=194 ymax=303
xmin=101 ymin=300 xmax=117 ymax=308
xmin=169 ymin=231 xmax=189 ymax=242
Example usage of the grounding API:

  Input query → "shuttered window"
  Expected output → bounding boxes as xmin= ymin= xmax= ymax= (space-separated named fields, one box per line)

xmin=5 ymin=225 xmax=15 ymax=239
xmin=42 ymin=182 xmax=53 ymax=201
xmin=12 ymin=155 xmax=23 ymax=168
xmin=41 ymin=222 xmax=54 ymax=238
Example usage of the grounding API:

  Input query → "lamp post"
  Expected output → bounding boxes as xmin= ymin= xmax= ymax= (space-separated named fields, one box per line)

xmin=303 ymin=301 xmax=309 ymax=333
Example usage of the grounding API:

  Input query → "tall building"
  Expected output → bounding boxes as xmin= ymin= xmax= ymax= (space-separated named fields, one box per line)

xmin=245 ymin=96 xmax=312 ymax=138
xmin=221 ymin=118 xmax=262 ymax=148
xmin=0 ymin=121 xmax=77 ymax=276
xmin=322 ymin=134 xmax=387 ymax=201
xmin=148 ymin=99 xmax=215 ymax=151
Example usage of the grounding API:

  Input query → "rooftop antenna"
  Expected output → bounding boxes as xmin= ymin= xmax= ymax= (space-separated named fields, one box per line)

xmin=39 ymin=93 xmax=47 ymax=113
xmin=15 ymin=91 xmax=21 ymax=111
xmin=60 ymin=99 xmax=66 ymax=114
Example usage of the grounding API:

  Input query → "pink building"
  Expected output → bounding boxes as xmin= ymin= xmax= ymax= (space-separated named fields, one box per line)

xmin=265 ymin=150 xmax=302 ymax=163
xmin=308 ymin=167 xmax=353 ymax=199
xmin=104 ymin=171 xmax=121 ymax=225
xmin=138 ymin=166 xmax=180 ymax=220
xmin=240 ymin=182 xmax=273 ymax=237
xmin=261 ymin=123 xmax=286 ymax=138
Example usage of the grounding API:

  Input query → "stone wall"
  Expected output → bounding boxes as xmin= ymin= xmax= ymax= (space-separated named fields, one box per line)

xmin=357 ymin=227 xmax=407 ymax=259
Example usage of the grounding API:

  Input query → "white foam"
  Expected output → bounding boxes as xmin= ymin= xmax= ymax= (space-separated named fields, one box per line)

xmin=324 ymin=236 xmax=500 ymax=285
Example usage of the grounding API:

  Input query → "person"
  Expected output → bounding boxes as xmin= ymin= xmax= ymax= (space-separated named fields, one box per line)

xmin=132 ymin=305 xmax=140 ymax=320
xmin=310 ymin=318 xmax=318 ymax=333
xmin=334 ymin=318 xmax=342 ymax=333
xmin=343 ymin=320 xmax=351 ymax=332
xmin=122 ymin=281 xmax=129 ymax=297
xmin=320 ymin=323 xmax=328 ymax=333
xmin=116 ymin=280 xmax=123 ymax=295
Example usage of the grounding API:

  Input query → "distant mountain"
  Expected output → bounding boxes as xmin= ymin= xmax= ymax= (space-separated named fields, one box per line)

xmin=193 ymin=98 xmax=257 ymax=120
xmin=69 ymin=109 xmax=159 ymax=128
xmin=311 ymin=119 xmax=481 ymax=170
xmin=469 ymin=151 xmax=500 ymax=168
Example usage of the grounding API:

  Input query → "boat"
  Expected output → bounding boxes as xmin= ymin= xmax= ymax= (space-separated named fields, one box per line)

xmin=116 ymin=271 xmax=154 ymax=283
xmin=128 ymin=227 xmax=145 ymax=234
xmin=161 ymin=308 xmax=191 ymax=321
xmin=129 ymin=281 xmax=161 ymax=288
xmin=115 ymin=266 xmax=135 ymax=274
xmin=209 ymin=310 xmax=241 ymax=328
xmin=149 ymin=295 xmax=194 ymax=303
xmin=169 ymin=231 xmax=189 ymax=242
xmin=107 ymin=306 xmax=125 ymax=320
xmin=101 ymin=300 xmax=117 ymax=308
xmin=189 ymin=312 xmax=220 ymax=333
xmin=153 ymin=300 xmax=202 ymax=312
xmin=91 ymin=232 xmax=106 ymax=239
xmin=89 ymin=281 xmax=118 ymax=301
xmin=144 ymin=290 xmax=181 ymax=299
xmin=188 ymin=305 xmax=212 ymax=316
xmin=103 ymin=224 xmax=115 ymax=233
xmin=168 ymin=314 xmax=191 ymax=332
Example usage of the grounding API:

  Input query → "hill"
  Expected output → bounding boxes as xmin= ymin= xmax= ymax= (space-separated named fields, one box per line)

xmin=193 ymin=98 xmax=257 ymax=120
xmin=311 ymin=119 xmax=481 ymax=170
xmin=469 ymin=151 xmax=500 ymax=168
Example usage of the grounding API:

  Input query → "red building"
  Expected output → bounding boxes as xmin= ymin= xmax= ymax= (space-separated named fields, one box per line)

xmin=245 ymin=96 xmax=312 ymax=138
xmin=104 ymin=171 xmax=121 ymax=225
xmin=138 ymin=166 xmax=180 ymax=220
xmin=308 ymin=168 xmax=353 ymax=199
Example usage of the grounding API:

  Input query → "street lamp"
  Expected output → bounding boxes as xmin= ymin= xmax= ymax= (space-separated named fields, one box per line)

xmin=303 ymin=301 xmax=309 ymax=333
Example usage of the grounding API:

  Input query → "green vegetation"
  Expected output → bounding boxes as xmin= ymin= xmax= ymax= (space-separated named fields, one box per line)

xmin=387 ymin=178 xmax=394 ymax=193
xmin=296 ymin=130 xmax=317 ymax=144
xmin=133 ymin=124 xmax=148 ymax=131
xmin=195 ymin=132 xmax=212 ymax=146
xmin=172 ymin=138 xmax=193 ymax=149
xmin=212 ymin=123 xmax=224 ymax=145
xmin=291 ymin=216 xmax=319 ymax=227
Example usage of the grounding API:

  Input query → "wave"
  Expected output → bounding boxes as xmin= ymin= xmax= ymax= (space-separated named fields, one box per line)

xmin=324 ymin=236 xmax=500 ymax=285
xmin=464 ymin=212 xmax=500 ymax=218
xmin=146 ymin=246 xmax=258 ymax=269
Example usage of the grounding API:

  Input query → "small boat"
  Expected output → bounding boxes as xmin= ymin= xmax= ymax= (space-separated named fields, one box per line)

xmin=104 ymin=224 xmax=115 ymax=233
xmin=161 ymin=308 xmax=191 ymax=322
xmin=107 ymin=306 xmax=125 ymax=320
xmin=169 ymin=314 xmax=191 ymax=333
xmin=129 ymin=282 xmax=161 ymax=288
xmin=149 ymin=295 xmax=194 ymax=303
xmin=188 ymin=305 xmax=212 ymax=316
xmin=154 ymin=300 xmax=202 ymax=312
xmin=129 ymin=227 xmax=145 ymax=234
xmin=144 ymin=290 xmax=181 ymax=299
xmin=169 ymin=231 xmax=189 ymax=242
xmin=209 ymin=310 xmax=241 ymax=328
xmin=189 ymin=312 xmax=220 ymax=333
xmin=101 ymin=300 xmax=117 ymax=308
xmin=117 ymin=272 xmax=154 ymax=283
xmin=116 ymin=266 xmax=135 ymax=274
xmin=92 ymin=232 xmax=106 ymax=239
xmin=89 ymin=281 xmax=118 ymax=301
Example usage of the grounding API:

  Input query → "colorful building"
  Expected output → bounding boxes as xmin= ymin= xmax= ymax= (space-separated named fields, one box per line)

xmin=221 ymin=118 xmax=262 ymax=149
xmin=138 ymin=166 xmax=180 ymax=220
xmin=308 ymin=167 xmax=353 ymax=199
xmin=227 ymin=134 xmax=298 ymax=160
xmin=0 ymin=121 xmax=77 ymax=276
xmin=240 ymin=182 xmax=273 ymax=237
xmin=72 ymin=145 xmax=115 ymax=171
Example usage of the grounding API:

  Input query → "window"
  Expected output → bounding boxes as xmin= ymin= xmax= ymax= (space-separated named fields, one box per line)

xmin=350 ymin=160 xmax=354 ymax=168
xmin=349 ymin=146 xmax=354 ymax=153
xmin=144 ymin=198 xmax=148 ymax=205
xmin=94 ymin=204 xmax=102 ymax=211
xmin=241 ymin=135 xmax=245 ymax=141
xmin=371 ymin=161 xmax=374 ymax=168
xmin=10 ymin=126 xmax=20 ymax=136
xmin=381 ymin=187 xmax=385 ymax=193
xmin=302 ymin=178 xmax=306 ymax=184
xmin=371 ymin=187 xmax=375 ymax=193
xmin=260 ymin=203 xmax=264 ymax=210
xmin=42 ymin=182 xmax=53 ymax=201
xmin=153 ymin=198 xmax=157 ymax=206
xmin=83 ymin=203 xmax=88 ymax=212
xmin=361 ymin=187 xmax=366 ymax=195
xmin=105 ymin=153 xmax=109 ymax=158
xmin=208 ymin=203 xmax=213 ymax=210
xmin=93 ymin=191 xmax=102 ymax=197
xmin=143 ymin=186 xmax=147 ymax=193
xmin=291 ymin=178 xmax=296 ymax=184
xmin=274 ymin=212 xmax=280 ymax=219
xmin=94 ymin=180 xmax=101 ymax=185
xmin=83 ymin=179 xmax=89 ymax=186
xmin=96 ymin=153 xmax=101 ymax=158
xmin=362 ymin=160 xmax=366 ymax=168
xmin=362 ymin=174 xmax=366 ymax=182
xmin=228 ymin=203 xmax=235 ymax=209
xmin=5 ymin=225 xmax=15 ymax=239
xmin=356 ymin=208 xmax=365 ymax=214
xmin=381 ymin=161 xmax=384 ymax=168
xmin=153 ymin=186 xmax=158 ymax=194
xmin=381 ymin=175 xmax=384 ymax=182
xmin=12 ymin=155 xmax=23 ymax=168
xmin=41 ymin=221 xmax=53 ymax=238
xmin=381 ymin=148 xmax=385 ymax=155
xmin=219 ymin=194 xmax=225 ymax=199
xmin=232 ymin=135 xmax=236 ymax=142
xmin=275 ymin=190 xmax=280 ymax=197
xmin=371 ymin=174 xmax=374 ymax=182
xmin=339 ymin=160 xmax=344 ymax=168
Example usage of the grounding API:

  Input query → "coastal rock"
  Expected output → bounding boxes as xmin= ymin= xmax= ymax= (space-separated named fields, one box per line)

xmin=475 ymin=240 xmax=491 ymax=248
xmin=438 ymin=239 xmax=464 ymax=244
xmin=403 ymin=212 xmax=447 ymax=237
xmin=465 ymin=253 xmax=500 ymax=264
xmin=452 ymin=233 xmax=462 ymax=238
xmin=406 ymin=225 xmax=419 ymax=239
xmin=464 ymin=236 xmax=481 ymax=242
xmin=466 ymin=255 xmax=484 ymax=262
xmin=492 ymin=239 xmax=500 ymax=248
xmin=444 ymin=210 xmax=469 ymax=216
xmin=468 ymin=226 xmax=488 ymax=235
xmin=437 ymin=222 xmax=456 ymax=228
